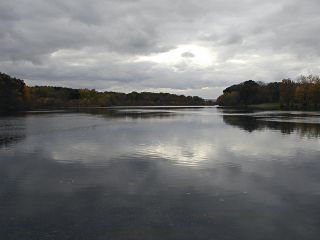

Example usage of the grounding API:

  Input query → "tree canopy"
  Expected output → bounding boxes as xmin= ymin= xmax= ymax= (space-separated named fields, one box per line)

xmin=0 ymin=73 xmax=212 ymax=113
xmin=217 ymin=80 xmax=280 ymax=106
xmin=0 ymin=73 xmax=27 ymax=112
xmin=217 ymin=75 xmax=320 ymax=110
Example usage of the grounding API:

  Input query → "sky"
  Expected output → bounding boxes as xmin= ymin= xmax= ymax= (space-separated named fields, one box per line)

xmin=1 ymin=0 xmax=320 ymax=98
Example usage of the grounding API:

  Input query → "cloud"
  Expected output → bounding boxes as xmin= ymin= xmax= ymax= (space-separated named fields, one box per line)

xmin=181 ymin=52 xmax=195 ymax=58
xmin=1 ymin=0 xmax=320 ymax=98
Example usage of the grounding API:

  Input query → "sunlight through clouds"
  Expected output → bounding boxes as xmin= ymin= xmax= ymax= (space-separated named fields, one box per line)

xmin=1 ymin=0 xmax=320 ymax=98
xmin=136 ymin=44 xmax=216 ymax=68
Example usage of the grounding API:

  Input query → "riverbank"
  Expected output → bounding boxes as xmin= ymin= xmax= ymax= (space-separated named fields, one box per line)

xmin=247 ymin=102 xmax=280 ymax=110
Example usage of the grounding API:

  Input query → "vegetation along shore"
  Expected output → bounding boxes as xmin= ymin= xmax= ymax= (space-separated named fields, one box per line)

xmin=217 ymin=75 xmax=320 ymax=110
xmin=2 ymin=72 xmax=320 ymax=112
xmin=0 ymin=72 xmax=213 ymax=113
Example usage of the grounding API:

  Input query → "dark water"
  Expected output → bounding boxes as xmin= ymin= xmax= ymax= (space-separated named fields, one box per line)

xmin=1 ymin=107 xmax=320 ymax=240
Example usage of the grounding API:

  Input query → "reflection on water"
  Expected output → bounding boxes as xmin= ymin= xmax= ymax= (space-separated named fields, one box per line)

xmin=1 ymin=107 xmax=320 ymax=240
xmin=77 ymin=107 xmax=181 ymax=119
xmin=0 ymin=117 xmax=26 ymax=148
xmin=221 ymin=109 xmax=320 ymax=138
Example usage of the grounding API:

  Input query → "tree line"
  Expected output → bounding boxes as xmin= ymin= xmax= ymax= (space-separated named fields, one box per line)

xmin=0 ymin=73 xmax=212 ymax=112
xmin=217 ymin=75 xmax=320 ymax=110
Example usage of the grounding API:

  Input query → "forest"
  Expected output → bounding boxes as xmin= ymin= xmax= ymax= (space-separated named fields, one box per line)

xmin=0 ymin=73 xmax=211 ymax=112
xmin=217 ymin=75 xmax=320 ymax=110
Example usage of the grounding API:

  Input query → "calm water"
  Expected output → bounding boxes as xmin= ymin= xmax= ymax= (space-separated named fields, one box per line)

xmin=1 ymin=107 xmax=320 ymax=240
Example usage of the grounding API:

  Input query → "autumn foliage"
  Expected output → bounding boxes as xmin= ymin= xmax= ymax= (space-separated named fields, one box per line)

xmin=217 ymin=75 xmax=320 ymax=110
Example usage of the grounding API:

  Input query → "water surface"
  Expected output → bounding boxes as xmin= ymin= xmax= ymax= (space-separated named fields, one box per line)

xmin=1 ymin=107 xmax=320 ymax=240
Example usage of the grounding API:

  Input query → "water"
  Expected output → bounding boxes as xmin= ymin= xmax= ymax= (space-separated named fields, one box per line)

xmin=1 ymin=107 xmax=320 ymax=240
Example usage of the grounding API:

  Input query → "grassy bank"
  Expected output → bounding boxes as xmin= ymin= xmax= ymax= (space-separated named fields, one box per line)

xmin=247 ymin=102 xmax=280 ymax=110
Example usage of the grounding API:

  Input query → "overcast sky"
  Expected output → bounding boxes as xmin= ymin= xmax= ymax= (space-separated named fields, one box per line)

xmin=1 ymin=0 xmax=320 ymax=98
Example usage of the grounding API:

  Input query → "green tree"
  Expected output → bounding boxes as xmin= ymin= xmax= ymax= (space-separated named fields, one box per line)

xmin=0 ymin=73 xmax=26 ymax=112
xmin=280 ymin=79 xmax=296 ymax=108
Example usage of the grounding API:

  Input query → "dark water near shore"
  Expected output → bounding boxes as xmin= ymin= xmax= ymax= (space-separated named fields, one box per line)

xmin=1 ymin=107 xmax=320 ymax=240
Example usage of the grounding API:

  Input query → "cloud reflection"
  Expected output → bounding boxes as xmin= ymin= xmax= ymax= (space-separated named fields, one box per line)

xmin=1 ymin=108 xmax=320 ymax=239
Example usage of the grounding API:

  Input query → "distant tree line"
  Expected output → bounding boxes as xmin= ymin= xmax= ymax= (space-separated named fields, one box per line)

xmin=217 ymin=75 xmax=320 ymax=110
xmin=0 ymin=73 xmax=212 ymax=112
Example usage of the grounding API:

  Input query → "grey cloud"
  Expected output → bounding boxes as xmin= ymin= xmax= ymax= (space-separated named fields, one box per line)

xmin=1 ymin=0 xmax=320 ymax=98
xmin=181 ymin=52 xmax=195 ymax=58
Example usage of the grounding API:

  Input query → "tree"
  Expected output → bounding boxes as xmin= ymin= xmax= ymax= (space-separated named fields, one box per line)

xmin=280 ymin=79 xmax=296 ymax=108
xmin=0 ymin=73 xmax=26 ymax=112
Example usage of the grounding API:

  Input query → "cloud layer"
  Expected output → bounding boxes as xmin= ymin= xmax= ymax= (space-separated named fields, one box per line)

xmin=1 ymin=0 xmax=320 ymax=98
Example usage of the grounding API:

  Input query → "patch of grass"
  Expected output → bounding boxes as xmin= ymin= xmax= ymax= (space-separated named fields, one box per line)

xmin=247 ymin=102 xmax=280 ymax=110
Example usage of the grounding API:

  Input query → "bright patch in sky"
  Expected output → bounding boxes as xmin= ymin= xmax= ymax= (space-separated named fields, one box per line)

xmin=2 ymin=0 xmax=320 ymax=98
xmin=137 ymin=44 xmax=215 ymax=68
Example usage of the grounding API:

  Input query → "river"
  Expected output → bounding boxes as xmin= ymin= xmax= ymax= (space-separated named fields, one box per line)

xmin=1 ymin=107 xmax=320 ymax=240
